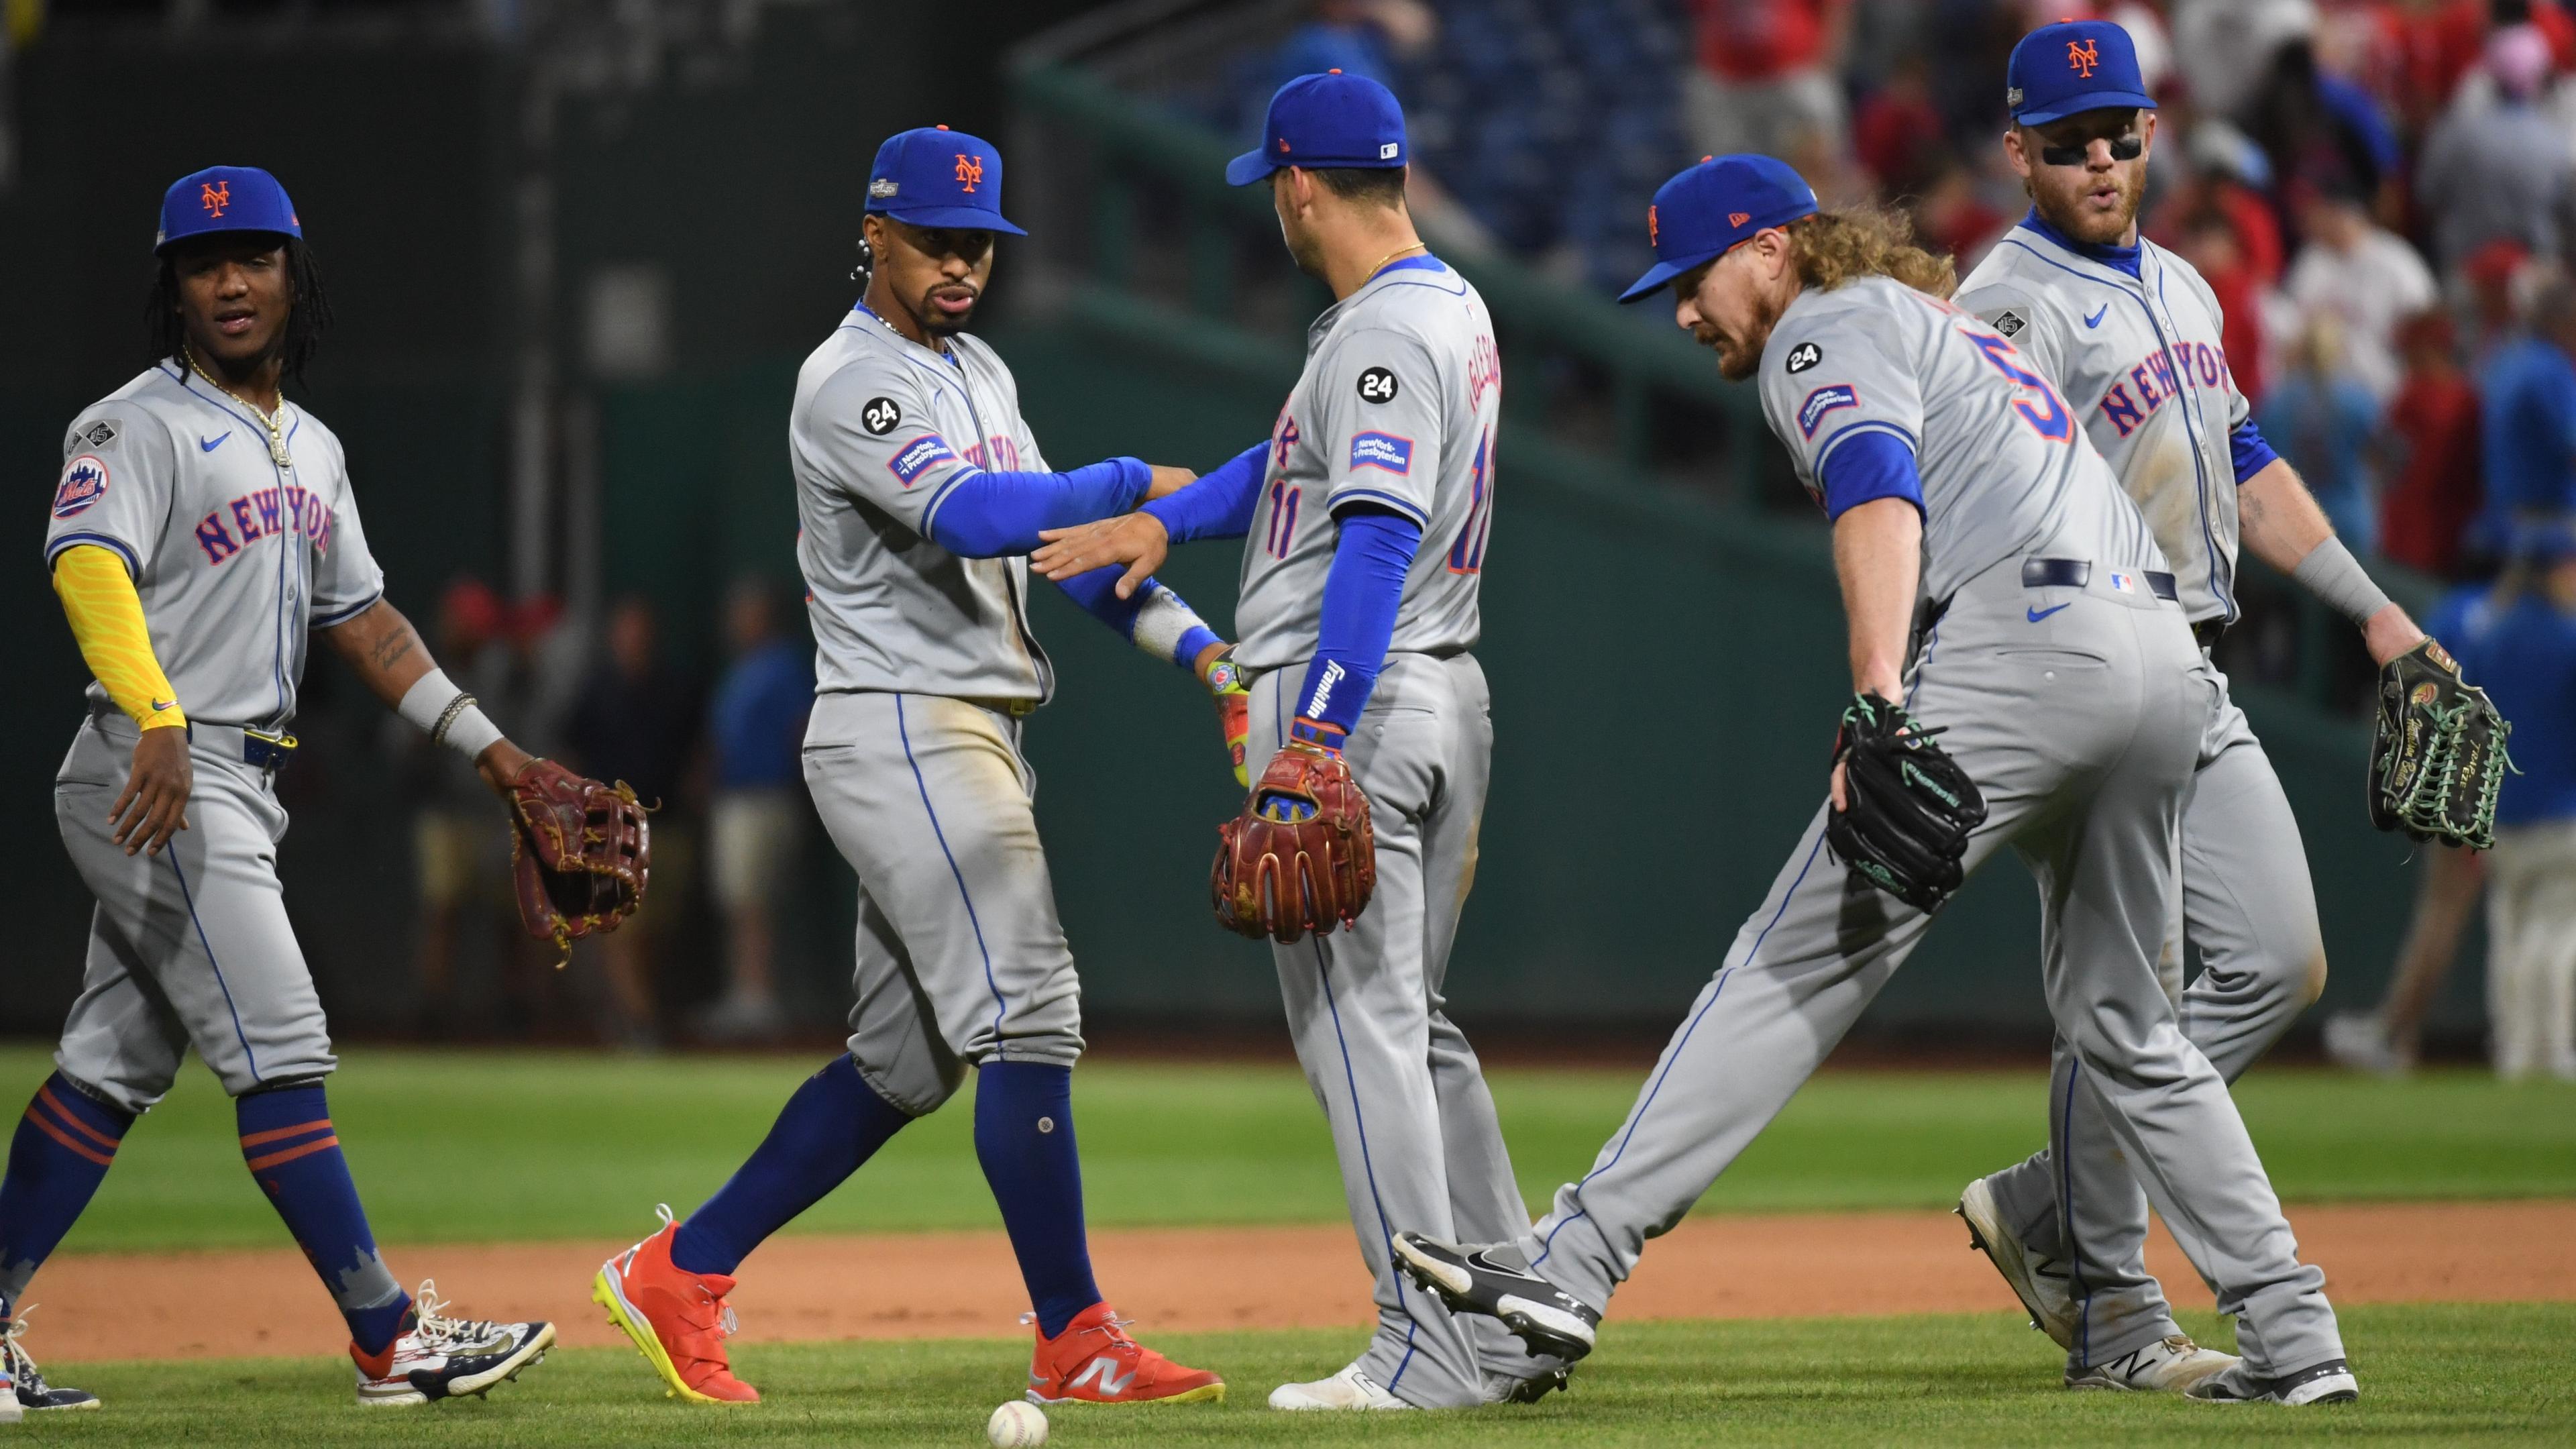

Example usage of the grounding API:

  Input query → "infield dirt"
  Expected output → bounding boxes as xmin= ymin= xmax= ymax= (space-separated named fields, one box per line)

xmin=35 ymin=1199 xmax=2573 ymax=1363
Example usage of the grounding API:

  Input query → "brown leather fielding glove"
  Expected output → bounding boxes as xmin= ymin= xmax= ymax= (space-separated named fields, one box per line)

xmin=506 ymin=758 xmax=651 ymax=962
xmin=1210 ymin=737 xmax=1376 ymax=944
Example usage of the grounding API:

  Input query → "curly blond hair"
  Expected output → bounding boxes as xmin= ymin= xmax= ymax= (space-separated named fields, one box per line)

xmin=1785 ymin=207 xmax=1956 ymax=299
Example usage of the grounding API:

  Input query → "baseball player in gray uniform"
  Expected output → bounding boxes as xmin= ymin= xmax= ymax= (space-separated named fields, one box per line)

xmin=1947 ymin=20 xmax=2438 ymax=1393
xmin=592 ymin=127 xmax=1230 ymax=1409
xmin=1392 ymin=155 xmax=2359 ymax=1408
xmin=15 ymin=166 xmax=555 ymax=1409
xmin=1030 ymin=73 xmax=1538 ymax=1411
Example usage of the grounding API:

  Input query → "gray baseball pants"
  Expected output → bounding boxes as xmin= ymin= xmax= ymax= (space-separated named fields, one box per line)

xmin=1510 ymin=556 xmax=2347 ymax=1380
xmin=53 ymin=712 xmax=337 ymax=1114
xmin=1980 ymin=661 xmax=2330 ymax=1368
xmin=802 ymin=691 xmax=1084 ymax=1116
xmin=1246 ymin=651 xmax=1544 ymax=1408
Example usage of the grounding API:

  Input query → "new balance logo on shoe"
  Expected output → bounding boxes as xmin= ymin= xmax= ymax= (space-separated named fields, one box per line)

xmin=1067 ymin=1358 xmax=1136 ymax=1396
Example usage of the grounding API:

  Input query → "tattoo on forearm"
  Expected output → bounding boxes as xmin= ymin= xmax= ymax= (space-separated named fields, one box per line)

xmin=369 ymin=627 xmax=418 ymax=675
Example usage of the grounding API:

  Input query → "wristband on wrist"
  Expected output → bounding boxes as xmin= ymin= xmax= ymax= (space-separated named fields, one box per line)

xmin=2290 ymin=537 xmax=2394 ymax=629
xmin=396 ymin=667 xmax=506 ymax=763
xmin=1289 ymin=716 xmax=1346 ymax=751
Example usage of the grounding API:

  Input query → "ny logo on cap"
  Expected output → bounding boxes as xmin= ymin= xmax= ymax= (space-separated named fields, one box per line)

xmin=2067 ymin=38 xmax=2099 ymax=77
xmin=1647 ymin=205 xmax=1658 ymax=244
xmin=201 ymin=181 xmax=231 ymax=217
xmin=1729 ymin=211 xmax=1750 ymax=227
xmin=954 ymin=154 xmax=983 ymax=192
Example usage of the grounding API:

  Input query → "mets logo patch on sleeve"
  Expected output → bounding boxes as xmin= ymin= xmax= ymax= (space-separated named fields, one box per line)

xmin=1797 ymin=384 xmax=1859 ymax=439
xmin=886 ymin=433 xmax=958 ymax=488
xmin=54 ymin=455 xmax=109 ymax=519
xmin=1348 ymin=431 xmax=1413 ymax=475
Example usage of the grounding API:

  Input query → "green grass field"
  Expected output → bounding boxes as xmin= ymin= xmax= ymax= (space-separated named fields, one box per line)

xmin=28 ymin=1307 xmax=2576 ymax=1446
xmin=30 ymin=1048 xmax=2576 ymax=1250
xmin=11 ymin=1047 xmax=2574 ymax=1444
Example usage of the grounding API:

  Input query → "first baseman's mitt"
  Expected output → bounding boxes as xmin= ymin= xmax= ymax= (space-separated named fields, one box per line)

xmin=1825 ymin=692 xmax=1987 ymax=912
xmin=2369 ymin=638 xmax=2510 ymax=851
xmin=1211 ymin=737 xmax=1375 ymax=943
xmin=506 ymin=758 xmax=651 ymax=963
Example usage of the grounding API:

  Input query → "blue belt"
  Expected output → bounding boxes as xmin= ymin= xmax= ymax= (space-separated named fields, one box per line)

xmin=186 ymin=722 xmax=300 ymax=773
xmin=2021 ymin=557 xmax=2178 ymax=601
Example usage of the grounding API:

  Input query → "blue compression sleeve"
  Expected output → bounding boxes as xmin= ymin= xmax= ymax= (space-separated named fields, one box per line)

xmin=1816 ymin=431 xmax=1925 ymax=521
xmin=1051 ymin=566 xmax=1221 ymax=674
xmin=2230 ymin=419 xmax=2282 ymax=485
xmin=1142 ymin=440 xmax=1267 ymax=543
xmin=924 ymin=457 xmax=1152 ymax=558
xmin=1290 ymin=507 xmax=1421 ymax=743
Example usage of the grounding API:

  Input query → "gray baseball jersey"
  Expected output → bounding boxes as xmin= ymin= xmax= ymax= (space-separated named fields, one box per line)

xmin=46 ymin=364 xmax=385 ymax=730
xmin=1232 ymin=256 xmax=1501 ymax=672
xmin=791 ymin=306 xmax=1057 ymax=704
xmin=41 ymin=364 xmax=403 ymax=1327
xmin=1955 ymin=221 xmax=2248 ymax=625
xmin=1230 ymin=256 xmax=1544 ymax=1407
xmin=1956 ymin=218 xmax=2330 ymax=1374
xmin=1758 ymin=276 xmax=2165 ymax=600
xmin=1486 ymin=272 xmax=2345 ymax=1383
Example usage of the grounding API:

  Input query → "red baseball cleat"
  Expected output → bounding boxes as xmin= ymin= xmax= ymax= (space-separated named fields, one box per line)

xmin=1026 ymin=1303 xmax=1225 ymax=1405
xmin=592 ymin=1206 xmax=759 ymax=1403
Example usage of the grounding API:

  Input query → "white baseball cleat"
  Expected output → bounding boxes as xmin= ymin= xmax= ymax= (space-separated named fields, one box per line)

xmin=2186 ymin=1357 xmax=2360 ymax=1405
xmin=2065 ymin=1334 xmax=2239 ymax=1393
xmin=2322 ymin=1012 xmax=2411 ymax=1077
xmin=354 ymin=1281 xmax=555 ymax=1407
xmin=1267 ymin=1363 xmax=1411 ymax=1411
xmin=1955 ymin=1175 xmax=2080 ymax=1350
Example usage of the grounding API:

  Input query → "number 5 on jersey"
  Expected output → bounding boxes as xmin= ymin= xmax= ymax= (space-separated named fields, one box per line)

xmin=1966 ymin=331 xmax=2074 ymax=442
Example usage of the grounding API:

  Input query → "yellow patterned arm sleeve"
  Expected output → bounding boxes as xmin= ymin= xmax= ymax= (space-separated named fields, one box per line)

xmin=52 ymin=545 xmax=186 ymax=731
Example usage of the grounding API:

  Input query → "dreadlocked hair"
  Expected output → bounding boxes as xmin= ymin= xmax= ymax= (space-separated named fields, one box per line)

xmin=1784 ymin=207 xmax=1955 ymax=299
xmin=148 ymin=237 xmax=333 ymax=384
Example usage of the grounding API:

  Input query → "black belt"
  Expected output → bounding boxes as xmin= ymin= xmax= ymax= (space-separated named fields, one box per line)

xmin=2021 ymin=557 xmax=2178 ymax=601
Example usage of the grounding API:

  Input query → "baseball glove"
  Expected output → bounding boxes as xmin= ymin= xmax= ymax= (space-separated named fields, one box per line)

xmin=2369 ymin=638 xmax=2511 ymax=851
xmin=1825 ymin=692 xmax=1988 ymax=912
xmin=1211 ymin=738 xmax=1375 ymax=943
xmin=506 ymin=758 xmax=651 ymax=963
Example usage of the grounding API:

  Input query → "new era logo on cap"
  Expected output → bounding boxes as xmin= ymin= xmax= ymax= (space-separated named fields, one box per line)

xmin=1728 ymin=211 xmax=1750 ymax=226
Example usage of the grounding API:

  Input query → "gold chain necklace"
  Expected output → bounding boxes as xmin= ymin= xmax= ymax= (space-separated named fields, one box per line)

xmin=1367 ymin=241 xmax=1429 ymax=276
xmin=183 ymin=343 xmax=293 ymax=468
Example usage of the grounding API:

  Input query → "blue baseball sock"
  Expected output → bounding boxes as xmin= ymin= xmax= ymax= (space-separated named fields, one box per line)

xmin=236 ymin=1083 xmax=411 ymax=1356
xmin=672 ymin=1054 xmax=913 ymax=1276
xmin=973 ymin=1061 xmax=1101 ymax=1339
xmin=0 ymin=1074 xmax=133 ymax=1311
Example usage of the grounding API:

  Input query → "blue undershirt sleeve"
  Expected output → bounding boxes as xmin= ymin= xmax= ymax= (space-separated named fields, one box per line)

xmin=1815 ymin=430 xmax=1925 ymax=521
xmin=1289 ymin=506 xmax=1421 ymax=743
xmin=1142 ymin=440 xmax=1267 ymax=543
xmin=2230 ymin=418 xmax=2282 ymax=486
xmin=1051 ymin=566 xmax=1220 ymax=674
xmin=922 ymin=456 xmax=1152 ymax=558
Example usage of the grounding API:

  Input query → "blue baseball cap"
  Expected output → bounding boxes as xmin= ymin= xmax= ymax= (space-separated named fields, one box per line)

xmin=155 ymin=166 xmax=301 ymax=255
xmin=1226 ymin=71 xmax=1407 ymax=186
xmin=865 ymin=127 xmax=1025 ymax=235
xmin=1617 ymin=155 xmax=1819 ymax=304
xmin=2007 ymin=19 xmax=2157 ymax=127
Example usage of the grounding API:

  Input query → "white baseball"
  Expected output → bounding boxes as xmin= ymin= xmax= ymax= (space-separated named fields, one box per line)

xmin=987 ymin=1399 xmax=1048 ymax=1448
